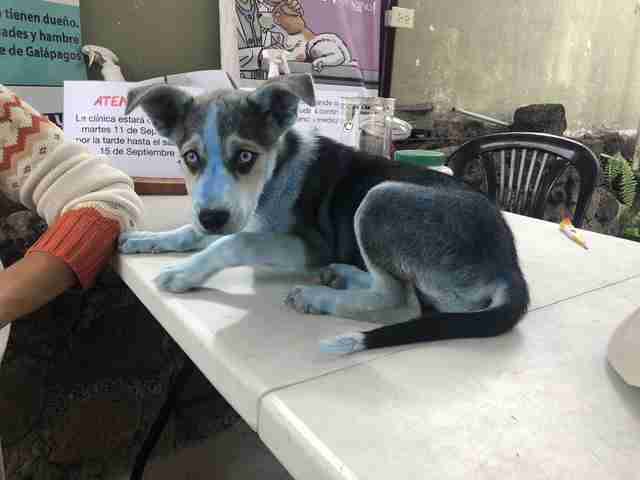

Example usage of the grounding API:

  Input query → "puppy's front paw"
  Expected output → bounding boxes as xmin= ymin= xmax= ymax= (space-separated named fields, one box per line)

xmin=284 ymin=286 xmax=328 ymax=315
xmin=154 ymin=264 xmax=202 ymax=293
xmin=119 ymin=231 xmax=165 ymax=254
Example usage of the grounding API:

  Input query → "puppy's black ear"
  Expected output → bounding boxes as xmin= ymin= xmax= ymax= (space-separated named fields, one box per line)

xmin=125 ymin=84 xmax=194 ymax=141
xmin=248 ymin=74 xmax=316 ymax=129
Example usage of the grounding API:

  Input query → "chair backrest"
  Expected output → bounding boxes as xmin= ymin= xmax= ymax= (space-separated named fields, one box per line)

xmin=448 ymin=132 xmax=601 ymax=227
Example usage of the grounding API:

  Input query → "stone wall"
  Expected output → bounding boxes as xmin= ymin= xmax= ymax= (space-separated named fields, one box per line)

xmin=0 ymin=207 xmax=240 ymax=480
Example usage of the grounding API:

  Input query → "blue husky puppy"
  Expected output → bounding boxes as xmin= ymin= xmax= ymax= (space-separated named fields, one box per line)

xmin=120 ymin=74 xmax=529 ymax=354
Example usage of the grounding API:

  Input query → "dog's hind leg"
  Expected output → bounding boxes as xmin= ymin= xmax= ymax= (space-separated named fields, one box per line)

xmin=318 ymin=263 xmax=373 ymax=290
xmin=286 ymin=265 xmax=406 ymax=316
xmin=286 ymin=190 xmax=409 ymax=317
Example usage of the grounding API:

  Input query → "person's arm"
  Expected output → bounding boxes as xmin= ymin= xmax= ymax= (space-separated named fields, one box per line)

xmin=0 ymin=252 xmax=76 ymax=330
xmin=0 ymin=85 xmax=143 ymax=325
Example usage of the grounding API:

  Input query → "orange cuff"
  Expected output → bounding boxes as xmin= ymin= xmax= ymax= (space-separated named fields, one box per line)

xmin=27 ymin=208 xmax=121 ymax=289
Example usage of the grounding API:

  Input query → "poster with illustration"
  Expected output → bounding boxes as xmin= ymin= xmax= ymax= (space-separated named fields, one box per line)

xmin=0 ymin=0 xmax=86 ymax=86
xmin=234 ymin=0 xmax=380 ymax=88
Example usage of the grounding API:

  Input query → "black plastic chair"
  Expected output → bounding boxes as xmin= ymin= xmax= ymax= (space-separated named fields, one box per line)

xmin=448 ymin=132 xmax=601 ymax=227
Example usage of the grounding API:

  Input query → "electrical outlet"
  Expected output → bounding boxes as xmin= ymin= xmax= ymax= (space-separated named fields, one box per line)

xmin=384 ymin=6 xmax=415 ymax=29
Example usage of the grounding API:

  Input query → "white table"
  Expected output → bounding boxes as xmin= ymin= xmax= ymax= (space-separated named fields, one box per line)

xmin=259 ymin=278 xmax=640 ymax=480
xmin=115 ymin=201 xmax=640 ymax=479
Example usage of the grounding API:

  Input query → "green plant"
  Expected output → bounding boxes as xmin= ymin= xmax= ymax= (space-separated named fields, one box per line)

xmin=601 ymin=153 xmax=640 ymax=240
xmin=624 ymin=226 xmax=640 ymax=238
xmin=602 ymin=153 xmax=637 ymax=208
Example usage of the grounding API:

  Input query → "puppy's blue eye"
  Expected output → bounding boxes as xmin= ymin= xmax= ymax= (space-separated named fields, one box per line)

xmin=236 ymin=150 xmax=257 ymax=174
xmin=239 ymin=151 xmax=255 ymax=164
xmin=183 ymin=150 xmax=200 ymax=169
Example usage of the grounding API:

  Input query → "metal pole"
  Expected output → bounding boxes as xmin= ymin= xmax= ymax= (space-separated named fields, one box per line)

xmin=379 ymin=0 xmax=398 ymax=98
xmin=451 ymin=107 xmax=511 ymax=127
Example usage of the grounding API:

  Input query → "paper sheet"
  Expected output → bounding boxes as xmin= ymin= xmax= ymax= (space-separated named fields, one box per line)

xmin=64 ymin=80 xmax=198 ymax=178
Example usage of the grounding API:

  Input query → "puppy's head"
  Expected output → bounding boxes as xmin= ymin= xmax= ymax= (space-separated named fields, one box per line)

xmin=126 ymin=74 xmax=316 ymax=234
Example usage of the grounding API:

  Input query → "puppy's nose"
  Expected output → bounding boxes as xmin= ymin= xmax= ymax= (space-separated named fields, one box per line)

xmin=198 ymin=209 xmax=230 ymax=232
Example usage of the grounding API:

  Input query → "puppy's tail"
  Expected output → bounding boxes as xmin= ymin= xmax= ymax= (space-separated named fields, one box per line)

xmin=320 ymin=274 xmax=529 ymax=354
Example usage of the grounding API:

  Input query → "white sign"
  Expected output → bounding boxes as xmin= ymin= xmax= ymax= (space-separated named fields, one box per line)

xmin=240 ymin=84 xmax=369 ymax=145
xmin=296 ymin=93 xmax=343 ymax=140
xmin=64 ymin=72 xmax=235 ymax=179
xmin=64 ymin=80 xmax=191 ymax=178
xmin=297 ymin=85 xmax=373 ymax=146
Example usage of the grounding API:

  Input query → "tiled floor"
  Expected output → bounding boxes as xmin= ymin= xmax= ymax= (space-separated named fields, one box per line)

xmin=138 ymin=421 xmax=292 ymax=480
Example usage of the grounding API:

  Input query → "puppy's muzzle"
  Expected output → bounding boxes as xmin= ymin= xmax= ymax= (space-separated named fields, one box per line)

xmin=198 ymin=209 xmax=230 ymax=232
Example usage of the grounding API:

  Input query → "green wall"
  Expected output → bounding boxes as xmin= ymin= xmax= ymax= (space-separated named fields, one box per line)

xmin=80 ymin=0 xmax=220 ymax=81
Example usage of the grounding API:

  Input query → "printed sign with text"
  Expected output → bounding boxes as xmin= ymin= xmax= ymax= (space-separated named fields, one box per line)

xmin=0 ymin=0 xmax=86 ymax=86
xmin=65 ymin=80 xmax=363 ymax=181
xmin=64 ymin=81 xmax=201 ymax=179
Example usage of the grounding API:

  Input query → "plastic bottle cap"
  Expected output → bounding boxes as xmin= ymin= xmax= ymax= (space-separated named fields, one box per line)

xmin=395 ymin=149 xmax=446 ymax=167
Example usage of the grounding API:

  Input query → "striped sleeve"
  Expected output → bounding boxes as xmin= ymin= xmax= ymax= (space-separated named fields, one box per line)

xmin=0 ymin=84 xmax=143 ymax=288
